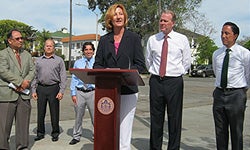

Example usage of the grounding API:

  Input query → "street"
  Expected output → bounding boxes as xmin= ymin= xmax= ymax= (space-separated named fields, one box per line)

xmin=23 ymin=75 xmax=250 ymax=149
xmin=30 ymin=75 xmax=217 ymax=123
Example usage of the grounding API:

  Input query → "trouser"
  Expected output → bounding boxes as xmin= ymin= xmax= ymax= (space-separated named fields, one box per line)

xmin=120 ymin=93 xmax=138 ymax=150
xmin=213 ymin=88 xmax=247 ymax=150
xmin=72 ymin=90 xmax=95 ymax=140
xmin=36 ymin=84 xmax=60 ymax=138
xmin=0 ymin=96 xmax=31 ymax=150
xmin=149 ymin=75 xmax=183 ymax=150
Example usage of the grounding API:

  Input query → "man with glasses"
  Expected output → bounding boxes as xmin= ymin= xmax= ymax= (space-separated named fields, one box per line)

xmin=0 ymin=29 xmax=35 ymax=150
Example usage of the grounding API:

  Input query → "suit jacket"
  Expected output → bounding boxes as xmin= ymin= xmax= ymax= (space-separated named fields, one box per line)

xmin=94 ymin=29 xmax=146 ymax=94
xmin=0 ymin=47 xmax=35 ymax=101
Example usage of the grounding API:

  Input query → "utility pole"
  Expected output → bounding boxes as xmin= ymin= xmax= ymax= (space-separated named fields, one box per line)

xmin=68 ymin=0 xmax=72 ymax=69
xmin=159 ymin=0 xmax=161 ymax=15
xmin=158 ymin=0 xmax=161 ymax=32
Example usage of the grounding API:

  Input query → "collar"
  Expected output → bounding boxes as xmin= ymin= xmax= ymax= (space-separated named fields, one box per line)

xmin=160 ymin=30 xmax=174 ymax=39
xmin=42 ymin=54 xmax=55 ymax=59
xmin=83 ymin=56 xmax=94 ymax=62
xmin=11 ymin=48 xmax=22 ymax=54
xmin=223 ymin=43 xmax=237 ymax=52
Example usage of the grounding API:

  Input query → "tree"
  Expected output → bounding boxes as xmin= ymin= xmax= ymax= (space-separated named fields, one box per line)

xmin=196 ymin=36 xmax=218 ymax=64
xmin=243 ymin=40 xmax=250 ymax=50
xmin=86 ymin=0 xmax=219 ymax=66
xmin=87 ymin=0 xmax=203 ymax=37
xmin=35 ymin=29 xmax=52 ymax=53
xmin=185 ymin=12 xmax=216 ymax=37
xmin=0 ymin=19 xmax=37 ymax=50
xmin=238 ymin=36 xmax=250 ymax=50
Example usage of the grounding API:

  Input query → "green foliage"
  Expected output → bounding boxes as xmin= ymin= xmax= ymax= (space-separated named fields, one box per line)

xmin=196 ymin=36 xmax=218 ymax=64
xmin=238 ymin=36 xmax=250 ymax=50
xmin=243 ymin=40 xmax=250 ymax=50
xmin=35 ymin=29 xmax=52 ymax=52
xmin=0 ymin=19 xmax=37 ymax=51
xmin=55 ymin=49 xmax=65 ymax=60
xmin=87 ymin=0 xmax=202 ymax=37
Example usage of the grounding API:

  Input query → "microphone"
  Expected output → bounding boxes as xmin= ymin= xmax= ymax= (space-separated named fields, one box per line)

xmin=128 ymin=55 xmax=131 ymax=70
xmin=121 ymin=51 xmax=131 ymax=69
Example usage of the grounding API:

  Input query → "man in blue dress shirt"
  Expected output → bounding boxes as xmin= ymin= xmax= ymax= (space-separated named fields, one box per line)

xmin=69 ymin=42 xmax=95 ymax=145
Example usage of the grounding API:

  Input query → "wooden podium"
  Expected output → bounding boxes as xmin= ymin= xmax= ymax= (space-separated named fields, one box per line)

xmin=69 ymin=68 xmax=145 ymax=150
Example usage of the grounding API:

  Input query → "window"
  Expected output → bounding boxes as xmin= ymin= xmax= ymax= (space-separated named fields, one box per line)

xmin=76 ymin=43 xmax=81 ymax=49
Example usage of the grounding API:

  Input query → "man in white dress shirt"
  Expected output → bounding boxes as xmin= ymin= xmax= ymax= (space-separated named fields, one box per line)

xmin=146 ymin=10 xmax=191 ymax=150
xmin=212 ymin=22 xmax=250 ymax=150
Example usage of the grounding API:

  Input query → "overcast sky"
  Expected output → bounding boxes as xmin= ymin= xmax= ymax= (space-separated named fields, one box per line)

xmin=0 ymin=0 xmax=249 ymax=47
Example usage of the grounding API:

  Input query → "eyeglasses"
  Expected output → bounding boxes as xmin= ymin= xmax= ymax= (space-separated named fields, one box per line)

xmin=13 ymin=37 xmax=24 ymax=41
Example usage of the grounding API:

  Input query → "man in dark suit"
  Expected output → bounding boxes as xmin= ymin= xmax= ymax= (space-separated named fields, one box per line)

xmin=0 ymin=29 xmax=35 ymax=150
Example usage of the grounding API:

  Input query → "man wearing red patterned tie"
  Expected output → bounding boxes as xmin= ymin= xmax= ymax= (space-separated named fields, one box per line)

xmin=0 ymin=29 xmax=35 ymax=150
xmin=146 ymin=10 xmax=191 ymax=150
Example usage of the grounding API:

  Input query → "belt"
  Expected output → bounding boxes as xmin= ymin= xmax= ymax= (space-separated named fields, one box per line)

xmin=76 ymin=87 xmax=95 ymax=93
xmin=38 ymin=83 xmax=58 ymax=87
xmin=151 ymin=74 xmax=181 ymax=80
xmin=216 ymin=87 xmax=244 ymax=92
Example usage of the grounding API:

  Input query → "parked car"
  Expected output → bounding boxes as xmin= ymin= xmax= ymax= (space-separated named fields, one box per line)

xmin=190 ymin=64 xmax=215 ymax=77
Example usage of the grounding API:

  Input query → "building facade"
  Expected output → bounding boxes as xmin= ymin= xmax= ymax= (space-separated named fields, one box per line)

xmin=61 ymin=34 xmax=100 ymax=61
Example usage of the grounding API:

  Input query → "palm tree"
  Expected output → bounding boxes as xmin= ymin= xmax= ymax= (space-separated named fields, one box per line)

xmin=35 ymin=29 xmax=52 ymax=55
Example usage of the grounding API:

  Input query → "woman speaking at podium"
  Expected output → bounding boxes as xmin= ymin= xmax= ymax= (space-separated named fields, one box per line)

xmin=93 ymin=3 xmax=146 ymax=150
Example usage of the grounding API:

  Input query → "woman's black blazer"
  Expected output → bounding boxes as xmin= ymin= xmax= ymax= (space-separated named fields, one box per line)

xmin=94 ymin=29 xmax=146 ymax=94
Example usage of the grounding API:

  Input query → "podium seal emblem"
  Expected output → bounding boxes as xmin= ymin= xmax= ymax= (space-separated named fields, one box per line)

xmin=97 ymin=97 xmax=114 ymax=115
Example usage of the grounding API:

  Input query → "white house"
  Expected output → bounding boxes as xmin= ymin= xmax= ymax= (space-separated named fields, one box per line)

xmin=61 ymin=34 xmax=100 ymax=61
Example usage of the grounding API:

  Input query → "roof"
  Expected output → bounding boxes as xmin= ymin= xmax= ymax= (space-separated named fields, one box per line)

xmin=61 ymin=34 xmax=101 ymax=43
xmin=51 ymin=31 xmax=70 ymax=38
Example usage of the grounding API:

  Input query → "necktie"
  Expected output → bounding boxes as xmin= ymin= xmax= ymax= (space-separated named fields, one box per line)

xmin=85 ymin=60 xmax=89 ymax=69
xmin=220 ymin=49 xmax=230 ymax=88
xmin=159 ymin=36 xmax=168 ymax=77
xmin=15 ymin=51 xmax=21 ymax=68
xmin=83 ymin=60 xmax=89 ymax=89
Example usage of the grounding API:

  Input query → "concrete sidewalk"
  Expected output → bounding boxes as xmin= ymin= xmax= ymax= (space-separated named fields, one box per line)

xmin=9 ymin=76 xmax=250 ymax=149
xmin=10 ymin=101 xmax=250 ymax=150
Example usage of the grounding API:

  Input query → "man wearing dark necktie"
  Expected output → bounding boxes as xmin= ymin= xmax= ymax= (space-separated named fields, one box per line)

xmin=69 ymin=42 xmax=95 ymax=145
xmin=146 ymin=10 xmax=191 ymax=150
xmin=212 ymin=22 xmax=250 ymax=150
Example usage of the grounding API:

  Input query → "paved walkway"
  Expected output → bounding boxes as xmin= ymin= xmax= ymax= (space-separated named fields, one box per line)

xmin=9 ymin=76 xmax=250 ymax=150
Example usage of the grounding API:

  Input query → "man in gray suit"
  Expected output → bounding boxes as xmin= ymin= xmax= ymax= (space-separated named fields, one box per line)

xmin=0 ymin=29 xmax=35 ymax=150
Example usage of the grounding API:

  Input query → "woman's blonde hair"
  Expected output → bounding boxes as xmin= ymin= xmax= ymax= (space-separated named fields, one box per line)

xmin=104 ymin=3 xmax=128 ymax=32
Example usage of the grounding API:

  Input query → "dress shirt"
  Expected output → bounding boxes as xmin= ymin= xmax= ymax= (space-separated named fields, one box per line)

xmin=70 ymin=57 xmax=95 ymax=96
xmin=31 ymin=54 xmax=67 ymax=93
xmin=146 ymin=30 xmax=191 ymax=77
xmin=213 ymin=44 xmax=250 ymax=88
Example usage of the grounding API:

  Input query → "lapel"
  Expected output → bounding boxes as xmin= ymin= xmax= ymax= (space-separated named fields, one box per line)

xmin=107 ymin=33 xmax=117 ymax=61
xmin=116 ymin=29 xmax=128 ymax=60
xmin=7 ymin=47 xmax=22 ymax=72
